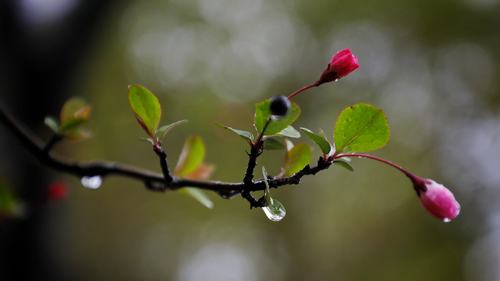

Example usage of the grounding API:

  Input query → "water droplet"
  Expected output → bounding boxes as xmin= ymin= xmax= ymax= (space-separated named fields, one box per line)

xmin=81 ymin=176 xmax=102 ymax=189
xmin=261 ymin=198 xmax=286 ymax=222
xmin=443 ymin=217 xmax=451 ymax=223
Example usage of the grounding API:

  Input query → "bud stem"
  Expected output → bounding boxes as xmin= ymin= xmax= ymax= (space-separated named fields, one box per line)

xmin=333 ymin=153 xmax=418 ymax=181
xmin=287 ymin=82 xmax=319 ymax=99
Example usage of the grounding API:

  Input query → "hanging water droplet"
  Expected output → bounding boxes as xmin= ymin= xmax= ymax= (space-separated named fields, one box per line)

xmin=443 ymin=217 xmax=451 ymax=223
xmin=81 ymin=176 xmax=103 ymax=189
xmin=261 ymin=198 xmax=286 ymax=222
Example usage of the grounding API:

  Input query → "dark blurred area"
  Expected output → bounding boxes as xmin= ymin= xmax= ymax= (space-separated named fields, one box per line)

xmin=0 ymin=0 xmax=121 ymax=280
xmin=0 ymin=0 xmax=499 ymax=280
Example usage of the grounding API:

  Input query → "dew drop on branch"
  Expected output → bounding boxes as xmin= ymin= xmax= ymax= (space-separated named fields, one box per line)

xmin=261 ymin=198 xmax=286 ymax=222
xmin=81 ymin=176 xmax=103 ymax=190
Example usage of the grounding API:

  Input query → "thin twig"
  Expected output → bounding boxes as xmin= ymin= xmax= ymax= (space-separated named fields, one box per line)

xmin=153 ymin=143 xmax=173 ymax=186
xmin=42 ymin=134 xmax=63 ymax=154
xmin=287 ymin=82 xmax=319 ymax=99
xmin=241 ymin=118 xmax=272 ymax=207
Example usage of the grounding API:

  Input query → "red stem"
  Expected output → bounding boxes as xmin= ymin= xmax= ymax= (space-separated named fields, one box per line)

xmin=287 ymin=82 xmax=319 ymax=99
xmin=333 ymin=153 xmax=416 ymax=179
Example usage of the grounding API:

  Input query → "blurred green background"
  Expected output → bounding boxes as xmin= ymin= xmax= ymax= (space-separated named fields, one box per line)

xmin=2 ymin=0 xmax=500 ymax=280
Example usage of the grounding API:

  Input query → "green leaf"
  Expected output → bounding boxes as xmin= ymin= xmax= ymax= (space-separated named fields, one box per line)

xmin=179 ymin=188 xmax=214 ymax=209
xmin=128 ymin=84 xmax=162 ymax=137
xmin=263 ymin=138 xmax=285 ymax=150
xmin=300 ymin=127 xmax=332 ymax=155
xmin=156 ymin=120 xmax=188 ymax=140
xmin=284 ymin=143 xmax=312 ymax=176
xmin=59 ymin=118 xmax=87 ymax=133
xmin=333 ymin=160 xmax=354 ymax=172
xmin=284 ymin=139 xmax=294 ymax=151
xmin=219 ymin=125 xmax=254 ymax=143
xmin=174 ymin=137 xmax=214 ymax=209
xmin=0 ymin=184 xmax=15 ymax=211
xmin=44 ymin=117 xmax=59 ymax=133
xmin=58 ymin=98 xmax=91 ymax=134
xmin=0 ymin=183 xmax=24 ymax=219
xmin=140 ymin=137 xmax=155 ymax=145
xmin=60 ymin=98 xmax=91 ymax=124
xmin=254 ymin=99 xmax=301 ymax=135
xmin=334 ymin=103 xmax=390 ymax=153
xmin=174 ymin=136 xmax=205 ymax=177
xmin=64 ymin=128 xmax=92 ymax=141
xmin=277 ymin=126 xmax=301 ymax=138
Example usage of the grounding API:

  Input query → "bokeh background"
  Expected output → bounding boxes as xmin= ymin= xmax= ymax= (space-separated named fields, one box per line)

xmin=1 ymin=0 xmax=500 ymax=280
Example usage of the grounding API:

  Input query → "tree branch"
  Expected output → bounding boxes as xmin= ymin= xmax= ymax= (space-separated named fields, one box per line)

xmin=241 ymin=118 xmax=272 ymax=207
xmin=0 ymin=107 xmax=334 ymax=199
xmin=42 ymin=134 xmax=63 ymax=154
xmin=152 ymin=143 xmax=173 ymax=186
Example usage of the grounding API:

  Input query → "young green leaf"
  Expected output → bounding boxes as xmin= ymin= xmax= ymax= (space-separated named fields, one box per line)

xmin=58 ymin=98 xmax=92 ymax=134
xmin=0 ymin=182 xmax=24 ymax=219
xmin=44 ymin=117 xmax=59 ymax=133
xmin=285 ymin=139 xmax=294 ymax=151
xmin=333 ymin=160 xmax=354 ymax=172
xmin=174 ymin=136 xmax=205 ymax=177
xmin=174 ymin=138 xmax=214 ymax=209
xmin=179 ymin=188 xmax=214 ymax=209
xmin=0 ymin=183 xmax=16 ymax=213
xmin=254 ymin=99 xmax=301 ymax=135
xmin=156 ymin=120 xmax=188 ymax=140
xmin=64 ymin=129 xmax=92 ymax=141
xmin=300 ymin=127 xmax=332 ymax=155
xmin=277 ymin=126 xmax=301 ymax=138
xmin=59 ymin=118 xmax=88 ymax=133
xmin=60 ymin=98 xmax=91 ymax=124
xmin=219 ymin=125 xmax=254 ymax=143
xmin=334 ymin=103 xmax=390 ymax=153
xmin=128 ymin=84 xmax=162 ymax=137
xmin=284 ymin=143 xmax=312 ymax=176
xmin=139 ymin=137 xmax=155 ymax=145
xmin=263 ymin=138 xmax=285 ymax=150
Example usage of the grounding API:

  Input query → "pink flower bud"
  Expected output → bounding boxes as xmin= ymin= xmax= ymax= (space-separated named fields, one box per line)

xmin=317 ymin=48 xmax=359 ymax=85
xmin=413 ymin=177 xmax=460 ymax=222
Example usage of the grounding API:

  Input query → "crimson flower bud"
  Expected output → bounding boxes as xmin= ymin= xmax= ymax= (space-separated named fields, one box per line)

xmin=412 ymin=177 xmax=460 ymax=222
xmin=317 ymin=48 xmax=359 ymax=85
xmin=48 ymin=182 xmax=68 ymax=201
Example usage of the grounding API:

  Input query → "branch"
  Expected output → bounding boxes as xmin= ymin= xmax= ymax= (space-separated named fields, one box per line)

xmin=241 ymin=118 xmax=272 ymax=207
xmin=0 ymin=107 xmax=334 ymax=199
xmin=152 ymin=143 xmax=173 ymax=184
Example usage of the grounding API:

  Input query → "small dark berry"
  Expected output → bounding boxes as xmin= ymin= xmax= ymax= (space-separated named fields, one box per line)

xmin=269 ymin=95 xmax=290 ymax=117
